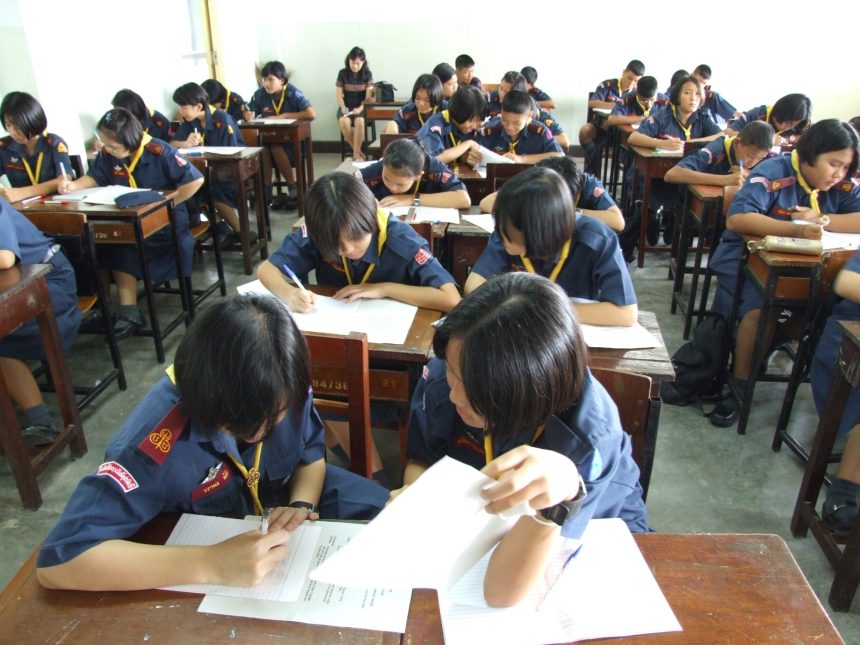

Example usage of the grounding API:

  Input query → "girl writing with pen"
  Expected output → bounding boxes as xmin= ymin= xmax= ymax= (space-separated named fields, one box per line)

xmin=727 ymin=93 xmax=812 ymax=146
xmin=0 ymin=92 xmax=72 ymax=203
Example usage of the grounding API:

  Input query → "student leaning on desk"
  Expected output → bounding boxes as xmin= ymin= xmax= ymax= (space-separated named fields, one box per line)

xmin=36 ymin=295 xmax=388 ymax=591
xmin=395 ymin=272 xmax=649 ymax=607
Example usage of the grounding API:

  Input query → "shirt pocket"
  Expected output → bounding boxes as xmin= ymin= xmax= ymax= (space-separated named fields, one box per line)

xmin=189 ymin=461 xmax=241 ymax=515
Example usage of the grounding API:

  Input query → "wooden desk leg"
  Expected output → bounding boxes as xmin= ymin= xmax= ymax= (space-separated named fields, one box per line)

xmin=294 ymin=131 xmax=306 ymax=217
xmin=0 ymin=372 xmax=41 ymax=508
xmin=640 ymin=394 xmax=661 ymax=501
xmin=255 ymin=164 xmax=272 ymax=244
xmin=637 ymin=164 xmax=652 ymax=268
xmin=203 ymin=168 xmax=228 ymax=294
xmin=234 ymin=166 xmax=253 ymax=276
xmin=670 ymin=191 xmax=693 ymax=314
xmin=134 ymin=219 xmax=165 ymax=363
xmin=305 ymin=134 xmax=315 ymax=185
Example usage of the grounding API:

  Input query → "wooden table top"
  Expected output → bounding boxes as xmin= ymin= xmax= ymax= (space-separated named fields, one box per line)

xmin=0 ymin=263 xmax=50 ymax=306
xmin=688 ymin=183 xmax=725 ymax=201
xmin=180 ymin=146 xmax=262 ymax=161
xmin=17 ymin=195 xmax=171 ymax=219
xmin=630 ymin=145 xmax=684 ymax=160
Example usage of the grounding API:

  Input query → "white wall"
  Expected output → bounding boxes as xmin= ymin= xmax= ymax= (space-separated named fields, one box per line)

xmin=2 ymin=0 xmax=859 ymax=152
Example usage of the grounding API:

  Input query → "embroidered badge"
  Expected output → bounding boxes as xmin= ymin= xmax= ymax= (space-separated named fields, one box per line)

xmin=430 ymin=125 xmax=442 ymax=134
xmin=56 ymin=142 xmax=68 ymax=153
xmin=353 ymin=170 xmax=363 ymax=179
xmin=441 ymin=171 xmax=451 ymax=183
xmin=191 ymin=461 xmax=232 ymax=501
xmin=138 ymin=403 xmax=189 ymax=464
xmin=593 ymin=186 xmax=605 ymax=198
xmin=97 ymin=461 xmax=139 ymax=493
xmin=422 ymin=364 xmax=430 ymax=380
xmin=414 ymin=248 xmax=432 ymax=265
xmin=300 ymin=223 xmax=308 ymax=238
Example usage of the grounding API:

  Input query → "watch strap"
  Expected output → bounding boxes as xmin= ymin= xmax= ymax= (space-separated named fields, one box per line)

xmin=288 ymin=500 xmax=318 ymax=513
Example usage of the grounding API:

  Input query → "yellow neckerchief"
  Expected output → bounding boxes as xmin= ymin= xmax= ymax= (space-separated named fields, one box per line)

xmin=227 ymin=443 xmax=265 ymax=515
xmin=484 ymin=425 xmax=545 ymax=464
xmin=272 ymin=86 xmax=286 ymax=114
xmin=636 ymin=96 xmax=651 ymax=119
xmin=418 ymin=105 xmax=437 ymax=126
xmin=671 ymin=105 xmax=692 ymax=141
xmin=123 ymin=132 xmax=152 ymax=188
xmin=442 ymin=110 xmax=458 ymax=148
xmin=616 ymin=76 xmax=626 ymax=97
xmin=521 ymin=239 xmax=572 ymax=282
xmin=21 ymin=135 xmax=44 ymax=185
xmin=791 ymin=150 xmax=820 ymax=214
xmin=341 ymin=210 xmax=389 ymax=284
xmin=508 ymin=139 xmax=520 ymax=154
xmin=225 ymin=88 xmax=232 ymax=109
xmin=723 ymin=135 xmax=738 ymax=167
xmin=765 ymin=104 xmax=774 ymax=129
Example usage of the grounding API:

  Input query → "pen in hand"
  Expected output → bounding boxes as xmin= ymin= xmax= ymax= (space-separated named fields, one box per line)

xmin=282 ymin=264 xmax=310 ymax=296
xmin=261 ymin=508 xmax=272 ymax=535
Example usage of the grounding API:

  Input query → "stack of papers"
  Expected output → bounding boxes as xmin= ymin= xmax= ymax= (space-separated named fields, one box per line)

xmin=177 ymin=146 xmax=246 ymax=156
xmin=478 ymin=145 xmax=514 ymax=166
xmin=247 ymin=117 xmax=296 ymax=125
xmin=822 ymin=230 xmax=860 ymax=251
xmin=45 ymin=185 xmax=152 ymax=205
xmin=388 ymin=205 xmax=460 ymax=224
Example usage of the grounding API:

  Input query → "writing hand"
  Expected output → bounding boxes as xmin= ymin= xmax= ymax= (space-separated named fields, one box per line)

xmin=268 ymin=505 xmax=319 ymax=532
xmin=379 ymin=194 xmax=410 ymax=208
xmin=57 ymin=176 xmax=74 ymax=195
xmin=334 ymin=283 xmax=388 ymax=302
xmin=286 ymin=288 xmax=316 ymax=312
xmin=208 ymin=529 xmax=290 ymax=586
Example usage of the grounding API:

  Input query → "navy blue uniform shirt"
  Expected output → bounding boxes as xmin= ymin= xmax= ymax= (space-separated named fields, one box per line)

xmin=358 ymin=156 xmax=465 ymax=200
xmin=248 ymin=84 xmax=312 ymax=117
xmin=416 ymin=111 xmax=479 ymax=157
xmin=637 ymin=105 xmax=721 ymax=141
xmin=143 ymin=109 xmax=172 ymax=140
xmin=0 ymin=133 xmax=72 ymax=187
xmin=477 ymin=117 xmax=562 ymax=156
xmin=392 ymin=102 xmax=438 ymax=134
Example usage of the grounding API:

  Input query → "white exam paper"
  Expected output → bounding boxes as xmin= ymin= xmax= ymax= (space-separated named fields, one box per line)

xmin=389 ymin=205 xmax=460 ymax=224
xmin=478 ymin=145 xmax=515 ymax=166
xmin=822 ymin=230 xmax=860 ymax=251
xmin=462 ymin=214 xmax=495 ymax=233
xmin=177 ymin=146 xmax=246 ymax=155
xmin=248 ymin=117 xmax=296 ymax=125
xmin=46 ymin=185 xmax=151 ymax=205
xmin=581 ymin=321 xmax=660 ymax=349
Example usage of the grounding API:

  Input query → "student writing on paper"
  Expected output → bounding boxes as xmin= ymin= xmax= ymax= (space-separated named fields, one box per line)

xmin=466 ymin=167 xmax=637 ymax=326
xmin=708 ymin=120 xmax=860 ymax=427
xmin=0 ymin=92 xmax=72 ymax=203
xmin=485 ymin=71 xmax=569 ymax=149
xmin=416 ymin=86 xmax=487 ymax=168
xmin=111 ymin=89 xmax=172 ymax=141
xmin=726 ymin=93 xmax=811 ymax=146
xmin=397 ymin=273 xmax=648 ymax=607
xmin=58 ymin=108 xmax=204 ymax=340
xmin=477 ymin=90 xmax=564 ymax=164
xmin=36 ymin=295 xmax=388 ymax=592
xmin=357 ymin=138 xmax=470 ymax=209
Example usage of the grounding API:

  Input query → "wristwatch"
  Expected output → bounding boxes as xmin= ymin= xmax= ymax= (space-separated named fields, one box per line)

xmin=288 ymin=500 xmax=318 ymax=513
xmin=413 ymin=194 xmax=421 ymax=207
xmin=538 ymin=473 xmax=587 ymax=526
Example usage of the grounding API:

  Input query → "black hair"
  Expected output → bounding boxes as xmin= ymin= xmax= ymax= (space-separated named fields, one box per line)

xmin=796 ymin=119 xmax=860 ymax=178
xmin=260 ymin=61 xmax=288 ymax=82
xmin=0 ymin=91 xmax=47 ymax=139
xmin=433 ymin=272 xmax=587 ymax=440
xmin=501 ymin=71 xmax=527 ymax=90
xmin=201 ymin=79 xmax=227 ymax=105
xmin=383 ymin=138 xmax=427 ymax=176
xmin=770 ymin=93 xmax=812 ymax=132
xmin=520 ymin=66 xmax=538 ymax=85
xmin=636 ymin=76 xmax=658 ymax=98
xmin=432 ymin=62 xmax=456 ymax=84
xmin=97 ymin=108 xmax=143 ymax=151
xmin=737 ymin=121 xmax=775 ymax=151
xmin=172 ymin=82 xmax=209 ymax=108
xmin=344 ymin=47 xmax=370 ymax=76
xmin=174 ymin=295 xmax=311 ymax=440
xmin=411 ymin=74 xmax=442 ymax=108
xmin=111 ymin=89 xmax=148 ymax=123
xmin=536 ymin=156 xmax=585 ymax=204
xmin=669 ymin=69 xmax=690 ymax=89
xmin=455 ymin=54 xmax=475 ymax=70
xmin=850 ymin=116 xmax=860 ymax=135
xmin=668 ymin=75 xmax=703 ymax=106
xmin=305 ymin=172 xmax=378 ymax=261
xmin=501 ymin=90 xmax=532 ymax=115
xmin=493 ymin=166 xmax=574 ymax=260
xmin=448 ymin=86 xmax=488 ymax=124
xmin=693 ymin=64 xmax=712 ymax=80
xmin=625 ymin=59 xmax=645 ymax=76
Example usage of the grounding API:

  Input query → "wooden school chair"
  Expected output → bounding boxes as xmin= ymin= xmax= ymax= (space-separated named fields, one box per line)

xmin=303 ymin=331 xmax=374 ymax=479
xmin=379 ymin=133 xmax=411 ymax=157
xmin=486 ymin=163 xmax=532 ymax=191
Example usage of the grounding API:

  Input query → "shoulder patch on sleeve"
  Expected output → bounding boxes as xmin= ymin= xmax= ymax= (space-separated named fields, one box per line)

xmin=97 ymin=461 xmax=139 ymax=493
xmin=145 ymin=142 xmax=164 ymax=155
xmin=174 ymin=154 xmax=187 ymax=167
xmin=593 ymin=185 xmax=604 ymax=198
xmin=414 ymin=248 xmax=433 ymax=266
xmin=301 ymin=222 xmax=308 ymax=238
xmin=56 ymin=141 xmax=68 ymax=153
xmin=137 ymin=403 xmax=189 ymax=464
xmin=430 ymin=125 xmax=442 ymax=134
xmin=839 ymin=180 xmax=856 ymax=191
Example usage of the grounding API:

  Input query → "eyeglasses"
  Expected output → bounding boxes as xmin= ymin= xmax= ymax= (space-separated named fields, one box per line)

xmin=94 ymin=129 xmax=125 ymax=156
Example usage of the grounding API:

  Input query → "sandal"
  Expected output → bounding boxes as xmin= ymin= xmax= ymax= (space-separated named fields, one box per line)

xmin=823 ymin=500 xmax=858 ymax=538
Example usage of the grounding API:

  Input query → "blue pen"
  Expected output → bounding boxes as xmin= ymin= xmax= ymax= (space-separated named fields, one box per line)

xmin=563 ymin=543 xmax=584 ymax=568
xmin=282 ymin=263 xmax=310 ymax=295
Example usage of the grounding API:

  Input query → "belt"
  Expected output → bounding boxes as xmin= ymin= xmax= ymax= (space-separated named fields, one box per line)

xmin=41 ymin=244 xmax=61 ymax=264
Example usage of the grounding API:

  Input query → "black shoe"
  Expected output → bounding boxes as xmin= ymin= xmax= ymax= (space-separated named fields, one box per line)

xmin=113 ymin=309 xmax=145 ymax=341
xmin=662 ymin=211 xmax=675 ymax=245
xmin=22 ymin=423 xmax=60 ymax=448
xmin=79 ymin=309 xmax=108 ymax=334
xmin=709 ymin=396 xmax=739 ymax=427
xmin=214 ymin=220 xmax=238 ymax=249
xmin=823 ymin=500 xmax=858 ymax=538
xmin=647 ymin=213 xmax=659 ymax=246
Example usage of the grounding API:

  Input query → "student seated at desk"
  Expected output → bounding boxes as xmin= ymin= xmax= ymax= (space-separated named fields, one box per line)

xmin=383 ymin=74 xmax=443 ymax=135
xmin=0 ymin=196 xmax=80 ymax=447
xmin=479 ymin=155 xmax=624 ymax=232
xmin=398 ymin=272 xmax=649 ymax=607
xmin=0 ymin=92 xmax=72 ymax=203
xmin=486 ymin=71 xmax=569 ymax=149
xmin=201 ymin=78 xmax=248 ymax=128
xmin=708 ymin=119 xmax=860 ymax=427
xmin=431 ymin=62 xmax=458 ymax=101
xmin=691 ymin=64 xmax=737 ymax=126
xmin=455 ymin=54 xmax=482 ymax=90
xmin=58 ymin=108 xmax=204 ymax=340
xmin=477 ymin=91 xmax=563 ymax=164
xmin=335 ymin=46 xmax=374 ymax=161
xmin=520 ymin=65 xmax=555 ymax=110
xmin=727 ymin=93 xmax=811 ymax=146
xmin=664 ymin=121 xmax=774 ymax=188
xmin=243 ymin=60 xmax=316 ymax=208
xmin=111 ymin=89 xmax=172 ymax=141
xmin=811 ymin=250 xmax=860 ymax=535
xmin=416 ymin=86 xmax=487 ymax=168
xmin=605 ymin=75 xmax=661 ymax=128
xmin=171 ymin=82 xmax=244 ymax=246
xmin=465 ymin=167 xmax=637 ymax=326
xmin=36 ymin=295 xmax=388 ymax=591
xmin=357 ymin=138 xmax=470 ymax=209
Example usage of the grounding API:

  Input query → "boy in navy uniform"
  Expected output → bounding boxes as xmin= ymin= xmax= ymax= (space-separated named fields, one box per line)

xmin=486 ymin=71 xmax=569 ymax=149
xmin=691 ymin=64 xmax=737 ymax=126
xmin=112 ymin=89 xmax=172 ymax=141
xmin=478 ymin=91 xmax=563 ymax=164
xmin=36 ymin=296 xmax=388 ymax=591
xmin=201 ymin=79 xmax=248 ymax=128
xmin=455 ymin=54 xmax=482 ymax=90
xmin=605 ymin=76 xmax=661 ymax=127
xmin=520 ymin=66 xmax=555 ymax=109
xmin=416 ymin=86 xmax=487 ymax=168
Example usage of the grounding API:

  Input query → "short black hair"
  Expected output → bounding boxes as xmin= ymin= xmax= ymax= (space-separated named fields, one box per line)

xmin=796 ymin=119 xmax=860 ymax=178
xmin=693 ymin=64 xmax=712 ymax=80
xmin=737 ymin=121 xmax=775 ymax=151
xmin=636 ymin=76 xmax=658 ymax=98
xmin=625 ymin=59 xmax=645 ymax=76
xmin=344 ymin=47 xmax=370 ymax=76
xmin=0 ymin=91 xmax=47 ymax=139
xmin=520 ymin=66 xmax=538 ymax=85
xmin=501 ymin=90 xmax=532 ymax=116
xmin=305 ymin=172 xmax=378 ymax=261
xmin=433 ymin=272 xmax=587 ymax=440
xmin=501 ymin=71 xmax=527 ymax=90
xmin=770 ymin=93 xmax=812 ymax=132
xmin=201 ymin=79 xmax=227 ymax=105
xmin=97 ymin=108 xmax=143 ymax=151
xmin=411 ymin=73 xmax=442 ymax=108
xmin=432 ymin=62 xmax=456 ymax=84
xmin=448 ymin=86 xmax=488 ymax=124
xmin=111 ymin=89 xmax=148 ymax=123
xmin=494 ymin=166 xmax=574 ymax=260
xmin=669 ymin=75 xmax=703 ymax=106
xmin=384 ymin=138 xmax=427 ymax=176
xmin=669 ymin=69 xmax=690 ymax=89
xmin=536 ymin=156 xmax=585 ymax=205
xmin=260 ymin=61 xmax=288 ymax=82
xmin=174 ymin=295 xmax=311 ymax=441
xmin=172 ymin=82 xmax=209 ymax=108
xmin=850 ymin=116 xmax=860 ymax=135
xmin=455 ymin=54 xmax=475 ymax=70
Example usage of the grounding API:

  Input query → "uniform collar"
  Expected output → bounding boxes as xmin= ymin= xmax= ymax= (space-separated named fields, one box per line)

xmin=7 ymin=133 xmax=48 ymax=156
xmin=355 ymin=226 xmax=383 ymax=265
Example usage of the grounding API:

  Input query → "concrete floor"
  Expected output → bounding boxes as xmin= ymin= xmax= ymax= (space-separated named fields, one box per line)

xmin=1 ymin=153 xmax=858 ymax=639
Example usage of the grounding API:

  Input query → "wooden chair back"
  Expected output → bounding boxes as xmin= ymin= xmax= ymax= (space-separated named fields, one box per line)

xmin=304 ymin=331 xmax=373 ymax=479
xmin=487 ymin=162 xmax=532 ymax=191
xmin=683 ymin=141 xmax=708 ymax=156
xmin=379 ymin=133 xmax=411 ymax=157
xmin=68 ymin=154 xmax=85 ymax=180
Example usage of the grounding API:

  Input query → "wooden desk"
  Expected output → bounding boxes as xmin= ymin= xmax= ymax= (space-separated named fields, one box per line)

xmin=629 ymin=146 xmax=684 ymax=268
xmin=444 ymin=217 xmax=489 ymax=288
xmin=404 ymin=533 xmax=843 ymax=644
xmin=19 ymin=198 xmax=189 ymax=364
xmin=453 ymin=163 xmax=490 ymax=206
xmin=240 ymin=120 xmax=314 ymax=216
xmin=364 ymin=105 xmax=400 ymax=122
xmin=187 ymin=147 xmax=269 ymax=275
xmin=0 ymin=264 xmax=85 ymax=508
